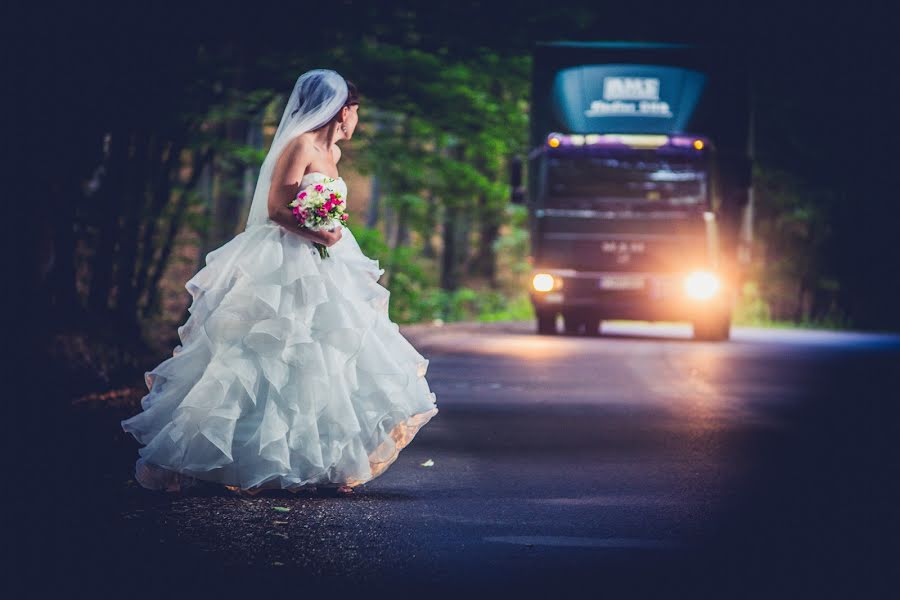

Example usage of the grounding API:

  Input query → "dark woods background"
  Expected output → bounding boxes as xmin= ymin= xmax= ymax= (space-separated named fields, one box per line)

xmin=8 ymin=1 xmax=900 ymax=412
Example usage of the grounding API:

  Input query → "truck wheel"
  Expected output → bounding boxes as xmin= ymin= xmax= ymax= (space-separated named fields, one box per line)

xmin=693 ymin=313 xmax=731 ymax=341
xmin=563 ymin=312 xmax=584 ymax=335
xmin=717 ymin=317 xmax=732 ymax=341
xmin=536 ymin=310 xmax=557 ymax=335
xmin=584 ymin=314 xmax=601 ymax=336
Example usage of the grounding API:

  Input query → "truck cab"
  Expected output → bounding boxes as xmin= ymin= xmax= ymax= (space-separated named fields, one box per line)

xmin=512 ymin=42 xmax=752 ymax=341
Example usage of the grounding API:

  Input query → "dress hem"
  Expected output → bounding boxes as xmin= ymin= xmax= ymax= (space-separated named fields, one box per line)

xmin=132 ymin=406 xmax=439 ymax=494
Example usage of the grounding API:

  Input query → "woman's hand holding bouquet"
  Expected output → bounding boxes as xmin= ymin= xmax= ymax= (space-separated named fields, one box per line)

xmin=288 ymin=179 xmax=348 ymax=258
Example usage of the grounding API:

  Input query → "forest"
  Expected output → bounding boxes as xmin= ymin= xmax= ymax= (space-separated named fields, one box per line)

xmin=11 ymin=2 xmax=899 ymax=399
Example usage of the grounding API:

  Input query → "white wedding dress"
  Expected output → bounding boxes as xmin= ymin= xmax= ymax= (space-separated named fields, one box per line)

xmin=121 ymin=172 xmax=439 ymax=493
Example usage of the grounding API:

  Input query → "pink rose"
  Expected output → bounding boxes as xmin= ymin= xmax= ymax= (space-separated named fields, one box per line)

xmin=340 ymin=214 xmax=348 ymax=221
xmin=298 ymin=191 xmax=307 ymax=199
xmin=315 ymin=184 xmax=323 ymax=192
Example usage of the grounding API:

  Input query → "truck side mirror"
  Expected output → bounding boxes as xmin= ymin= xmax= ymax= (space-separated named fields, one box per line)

xmin=509 ymin=155 xmax=525 ymax=204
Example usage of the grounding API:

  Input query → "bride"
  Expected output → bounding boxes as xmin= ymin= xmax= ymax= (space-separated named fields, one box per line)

xmin=121 ymin=69 xmax=439 ymax=497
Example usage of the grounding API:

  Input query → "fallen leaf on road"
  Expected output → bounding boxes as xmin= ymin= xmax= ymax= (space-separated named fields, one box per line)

xmin=273 ymin=506 xmax=291 ymax=512
xmin=273 ymin=520 xmax=289 ymax=525
xmin=420 ymin=459 xmax=434 ymax=467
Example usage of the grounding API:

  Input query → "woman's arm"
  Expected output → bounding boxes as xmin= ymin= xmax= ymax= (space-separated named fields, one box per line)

xmin=267 ymin=139 xmax=343 ymax=246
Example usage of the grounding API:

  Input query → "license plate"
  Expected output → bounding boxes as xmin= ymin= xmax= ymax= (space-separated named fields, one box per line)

xmin=598 ymin=275 xmax=645 ymax=290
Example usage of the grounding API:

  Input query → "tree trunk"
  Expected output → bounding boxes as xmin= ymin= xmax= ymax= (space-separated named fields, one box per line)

xmin=394 ymin=207 xmax=409 ymax=248
xmin=88 ymin=127 xmax=129 ymax=315
xmin=209 ymin=122 xmax=249 ymax=248
xmin=144 ymin=148 xmax=214 ymax=317
xmin=240 ymin=111 xmax=264 ymax=228
xmin=208 ymin=47 xmax=249 ymax=248
xmin=440 ymin=204 xmax=459 ymax=291
xmin=456 ymin=204 xmax=472 ymax=278
xmin=113 ymin=128 xmax=151 ymax=331
xmin=135 ymin=137 xmax=183 ymax=312
xmin=200 ymin=159 xmax=220 ymax=260
xmin=367 ymin=174 xmax=382 ymax=228
xmin=471 ymin=188 xmax=500 ymax=286
xmin=367 ymin=111 xmax=388 ymax=229
xmin=383 ymin=200 xmax=395 ymax=247
xmin=440 ymin=142 xmax=467 ymax=290
xmin=421 ymin=190 xmax=438 ymax=259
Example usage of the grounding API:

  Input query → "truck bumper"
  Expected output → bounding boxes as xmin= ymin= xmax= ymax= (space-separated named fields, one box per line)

xmin=529 ymin=271 xmax=732 ymax=321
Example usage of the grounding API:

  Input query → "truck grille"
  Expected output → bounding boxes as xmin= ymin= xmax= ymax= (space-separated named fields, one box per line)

xmin=538 ymin=234 xmax=705 ymax=272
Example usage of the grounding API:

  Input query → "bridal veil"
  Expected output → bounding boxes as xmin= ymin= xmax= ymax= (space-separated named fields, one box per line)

xmin=244 ymin=69 xmax=349 ymax=229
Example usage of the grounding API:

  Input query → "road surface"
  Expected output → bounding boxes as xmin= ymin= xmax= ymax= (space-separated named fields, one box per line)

xmin=25 ymin=321 xmax=900 ymax=597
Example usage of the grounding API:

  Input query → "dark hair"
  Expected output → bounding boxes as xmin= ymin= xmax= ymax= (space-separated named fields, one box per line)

xmin=343 ymin=79 xmax=359 ymax=108
xmin=318 ymin=78 xmax=358 ymax=129
xmin=318 ymin=79 xmax=358 ymax=130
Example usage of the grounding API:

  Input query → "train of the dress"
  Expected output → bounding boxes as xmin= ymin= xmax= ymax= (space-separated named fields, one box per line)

xmin=121 ymin=222 xmax=439 ymax=493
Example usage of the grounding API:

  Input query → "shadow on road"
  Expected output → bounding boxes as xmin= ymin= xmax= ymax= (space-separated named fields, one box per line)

xmin=669 ymin=345 xmax=900 ymax=598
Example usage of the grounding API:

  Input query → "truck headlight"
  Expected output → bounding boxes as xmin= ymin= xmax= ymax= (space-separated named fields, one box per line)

xmin=684 ymin=271 xmax=720 ymax=300
xmin=532 ymin=273 xmax=556 ymax=292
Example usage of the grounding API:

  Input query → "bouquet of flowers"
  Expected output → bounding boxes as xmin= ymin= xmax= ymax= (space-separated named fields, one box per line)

xmin=288 ymin=178 xmax=348 ymax=258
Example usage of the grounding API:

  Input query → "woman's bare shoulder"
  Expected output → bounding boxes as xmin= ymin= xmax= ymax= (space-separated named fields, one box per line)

xmin=275 ymin=136 xmax=315 ymax=179
xmin=283 ymin=135 xmax=317 ymax=161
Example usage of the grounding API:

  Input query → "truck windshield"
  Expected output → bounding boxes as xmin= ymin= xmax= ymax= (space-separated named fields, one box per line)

xmin=546 ymin=155 xmax=709 ymax=207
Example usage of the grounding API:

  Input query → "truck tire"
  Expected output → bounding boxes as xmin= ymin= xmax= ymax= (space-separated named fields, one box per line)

xmin=563 ymin=311 xmax=584 ymax=335
xmin=584 ymin=314 xmax=602 ymax=336
xmin=692 ymin=312 xmax=731 ymax=341
xmin=536 ymin=310 xmax=557 ymax=335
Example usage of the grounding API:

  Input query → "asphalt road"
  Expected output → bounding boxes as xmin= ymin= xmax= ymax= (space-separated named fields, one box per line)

xmin=21 ymin=321 xmax=900 ymax=598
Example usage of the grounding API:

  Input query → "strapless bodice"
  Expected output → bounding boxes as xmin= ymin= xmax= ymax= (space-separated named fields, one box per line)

xmin=301 ymin=171 xmax=347 ymax=203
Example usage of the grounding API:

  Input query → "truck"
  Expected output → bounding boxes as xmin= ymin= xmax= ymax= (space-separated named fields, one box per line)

xmin=510 ymin=41 xmax=754 ymax=341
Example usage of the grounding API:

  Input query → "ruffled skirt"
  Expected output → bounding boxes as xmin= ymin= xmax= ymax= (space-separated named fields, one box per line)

xmin=120 ymin=223 xmax=439 ymax=493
